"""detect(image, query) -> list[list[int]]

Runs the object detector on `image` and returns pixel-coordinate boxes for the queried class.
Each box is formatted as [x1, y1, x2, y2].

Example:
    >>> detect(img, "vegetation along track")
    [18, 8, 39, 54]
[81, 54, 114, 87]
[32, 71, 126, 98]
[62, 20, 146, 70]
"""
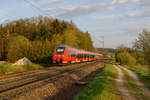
[0, 61, 100, 99]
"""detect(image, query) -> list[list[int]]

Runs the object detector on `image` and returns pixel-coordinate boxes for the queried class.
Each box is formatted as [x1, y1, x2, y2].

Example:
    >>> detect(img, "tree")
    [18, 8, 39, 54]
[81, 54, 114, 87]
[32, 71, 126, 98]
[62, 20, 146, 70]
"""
[0, 16, 96, 63]
[0, 38, 4, 60]
[62, 29, 78, 47]
[117, 45, 130, 53]
[134, 29, 150, 65]
[7, 36, 30, 62]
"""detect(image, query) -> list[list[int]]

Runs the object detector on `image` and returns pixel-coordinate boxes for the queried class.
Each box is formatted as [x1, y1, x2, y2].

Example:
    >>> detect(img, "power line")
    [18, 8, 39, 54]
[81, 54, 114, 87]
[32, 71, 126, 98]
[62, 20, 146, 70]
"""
[93, 35, 105, 52]
[23, 0, 51, 17]
[23, 0, 42, 11]
[101, 36, 104, 52]
[0, 9, 15, 19]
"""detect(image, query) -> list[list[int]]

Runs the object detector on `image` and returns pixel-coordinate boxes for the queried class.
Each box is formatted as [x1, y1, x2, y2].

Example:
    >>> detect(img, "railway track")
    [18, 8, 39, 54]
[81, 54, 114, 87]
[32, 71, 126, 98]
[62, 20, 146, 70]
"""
[0, 63, 81, 81]
[0, 61, 100, 99]
[0, 62, 88, 84]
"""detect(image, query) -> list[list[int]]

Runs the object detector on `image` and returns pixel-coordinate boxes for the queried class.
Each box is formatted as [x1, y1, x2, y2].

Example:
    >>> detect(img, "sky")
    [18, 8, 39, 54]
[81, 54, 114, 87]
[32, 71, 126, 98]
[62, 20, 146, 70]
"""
[0, 0, 150, 48]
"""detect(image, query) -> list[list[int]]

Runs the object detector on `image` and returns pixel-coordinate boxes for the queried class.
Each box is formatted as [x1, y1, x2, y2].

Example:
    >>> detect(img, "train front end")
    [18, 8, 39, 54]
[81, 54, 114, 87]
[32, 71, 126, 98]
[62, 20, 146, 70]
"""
[53, 46, 67, 64]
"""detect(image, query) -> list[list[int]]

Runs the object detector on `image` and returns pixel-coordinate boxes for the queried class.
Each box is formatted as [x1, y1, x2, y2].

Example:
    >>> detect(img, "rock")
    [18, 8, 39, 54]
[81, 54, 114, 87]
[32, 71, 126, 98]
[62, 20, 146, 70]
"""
[74, 81, 88, 85]
[13, 57, 32, 65]
[0, 61, 6, 64]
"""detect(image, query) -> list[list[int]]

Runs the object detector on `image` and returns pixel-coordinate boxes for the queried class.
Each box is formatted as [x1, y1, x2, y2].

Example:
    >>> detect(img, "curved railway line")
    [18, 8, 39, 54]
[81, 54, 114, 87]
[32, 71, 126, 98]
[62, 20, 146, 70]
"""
[0, 61, 101, 100]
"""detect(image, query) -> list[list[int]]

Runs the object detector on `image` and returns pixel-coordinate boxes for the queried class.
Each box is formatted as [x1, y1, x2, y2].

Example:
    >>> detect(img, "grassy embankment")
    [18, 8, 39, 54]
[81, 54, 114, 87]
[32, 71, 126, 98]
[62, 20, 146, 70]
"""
[124, 65, 150, 89]
[74, 64, 122, 100]
[0, 63, 44, 74]
[122, 66, 150, 100]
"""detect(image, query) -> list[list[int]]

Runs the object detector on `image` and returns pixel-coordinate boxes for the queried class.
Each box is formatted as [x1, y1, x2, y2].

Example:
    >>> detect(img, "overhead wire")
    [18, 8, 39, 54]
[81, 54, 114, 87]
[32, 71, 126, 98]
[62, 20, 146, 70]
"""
[23, 0, 51, 17]
[0, 9, 15, 19]
[23, 0, 42, 11]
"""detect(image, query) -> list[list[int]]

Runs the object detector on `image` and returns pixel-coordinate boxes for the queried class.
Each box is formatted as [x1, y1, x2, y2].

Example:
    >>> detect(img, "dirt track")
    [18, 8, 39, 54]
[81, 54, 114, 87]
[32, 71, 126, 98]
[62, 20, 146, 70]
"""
[114, 66, 136, 100]
[115, 65, 150, 100]
[120, 66, 150, 96]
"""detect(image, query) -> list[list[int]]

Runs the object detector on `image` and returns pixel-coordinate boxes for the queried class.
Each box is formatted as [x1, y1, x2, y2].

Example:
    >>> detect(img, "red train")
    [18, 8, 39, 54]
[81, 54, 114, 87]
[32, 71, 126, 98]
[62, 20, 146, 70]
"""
[53, 45, 103, 64]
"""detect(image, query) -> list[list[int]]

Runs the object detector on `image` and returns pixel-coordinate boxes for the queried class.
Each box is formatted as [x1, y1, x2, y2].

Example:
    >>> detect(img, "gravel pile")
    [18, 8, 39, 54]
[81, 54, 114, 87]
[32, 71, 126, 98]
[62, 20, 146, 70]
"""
[13, 57, 32, 65]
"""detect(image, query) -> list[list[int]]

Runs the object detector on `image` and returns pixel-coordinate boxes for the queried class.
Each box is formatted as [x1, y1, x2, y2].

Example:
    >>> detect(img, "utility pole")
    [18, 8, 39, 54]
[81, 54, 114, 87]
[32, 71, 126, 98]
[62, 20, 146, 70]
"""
[100, 36, 104, 52]
[93, 35, 104, 53]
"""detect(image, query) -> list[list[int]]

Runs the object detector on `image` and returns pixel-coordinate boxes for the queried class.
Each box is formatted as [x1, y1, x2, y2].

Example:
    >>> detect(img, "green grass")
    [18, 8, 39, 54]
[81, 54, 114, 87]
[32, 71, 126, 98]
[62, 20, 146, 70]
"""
[74, 64, 122, 100]
[0, 63, 44, 74]
[122, 67, 150, 100]
[124, 65, 150, 89]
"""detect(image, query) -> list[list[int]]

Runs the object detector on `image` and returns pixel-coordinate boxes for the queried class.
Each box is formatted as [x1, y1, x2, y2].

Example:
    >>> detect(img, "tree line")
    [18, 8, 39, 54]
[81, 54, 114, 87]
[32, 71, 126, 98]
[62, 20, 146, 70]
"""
[0, 16, 95, 63]
[116, 29, 150, 67]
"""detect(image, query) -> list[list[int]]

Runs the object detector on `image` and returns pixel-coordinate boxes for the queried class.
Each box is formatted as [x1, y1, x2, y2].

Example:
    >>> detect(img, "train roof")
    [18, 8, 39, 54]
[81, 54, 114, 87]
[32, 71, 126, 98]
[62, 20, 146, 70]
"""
[56, 45, 103, 56]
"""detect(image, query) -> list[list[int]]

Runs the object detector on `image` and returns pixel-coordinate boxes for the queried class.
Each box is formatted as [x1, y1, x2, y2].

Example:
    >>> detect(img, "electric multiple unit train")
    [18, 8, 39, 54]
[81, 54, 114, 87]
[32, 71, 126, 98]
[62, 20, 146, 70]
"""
[53, 45, 103, 64]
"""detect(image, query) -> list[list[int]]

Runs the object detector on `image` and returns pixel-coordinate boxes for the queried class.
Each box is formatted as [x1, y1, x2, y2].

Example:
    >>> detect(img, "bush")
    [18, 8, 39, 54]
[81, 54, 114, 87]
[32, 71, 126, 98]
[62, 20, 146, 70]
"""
[7, 36, 53, 63]
[0, 63, 44, 74]
[29, 40, 53, 63]
[137, 57, 147, 65]
[117, 52, 136, 65]
[0, 63, 26, 74]
[7, 36, 30, 62]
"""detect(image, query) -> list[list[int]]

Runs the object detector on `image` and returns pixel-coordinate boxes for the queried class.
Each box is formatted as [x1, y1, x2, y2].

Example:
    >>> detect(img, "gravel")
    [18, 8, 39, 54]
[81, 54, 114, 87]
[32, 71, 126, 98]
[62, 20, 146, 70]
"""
[11, 62, 104, 100]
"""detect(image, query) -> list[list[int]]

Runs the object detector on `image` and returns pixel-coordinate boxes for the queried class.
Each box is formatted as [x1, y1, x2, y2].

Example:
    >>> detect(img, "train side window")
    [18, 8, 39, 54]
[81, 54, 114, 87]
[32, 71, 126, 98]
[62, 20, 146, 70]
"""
[71, 51, 76, 57]
[68, 50, 72, 56]
[68, 50, 76, 57]
[77, 54, 81, 58]
[68, 51, 69, 56]
[82, 54, 84, 58]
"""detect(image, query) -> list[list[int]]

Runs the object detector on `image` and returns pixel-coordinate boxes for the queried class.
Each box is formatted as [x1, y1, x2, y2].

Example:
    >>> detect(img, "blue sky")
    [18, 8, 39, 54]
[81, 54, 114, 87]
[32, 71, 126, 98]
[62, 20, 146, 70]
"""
[0, 0, 150, 48]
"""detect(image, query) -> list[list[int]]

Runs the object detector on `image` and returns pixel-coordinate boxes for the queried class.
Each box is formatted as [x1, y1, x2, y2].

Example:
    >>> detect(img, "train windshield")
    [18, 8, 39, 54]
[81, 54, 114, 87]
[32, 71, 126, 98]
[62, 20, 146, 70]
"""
[56, 47, 65, 54]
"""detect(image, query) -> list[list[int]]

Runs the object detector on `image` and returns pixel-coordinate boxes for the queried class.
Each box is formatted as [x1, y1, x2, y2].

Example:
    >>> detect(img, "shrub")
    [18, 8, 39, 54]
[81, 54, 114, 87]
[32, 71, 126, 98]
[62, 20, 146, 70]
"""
[7, 36, 53, 63]
[0, 63, 44, 74]
[117, 52, 136, 66]
[137, 57, 147, 65]
[7, 36, 30, 62]
[0, 63, 26, 74]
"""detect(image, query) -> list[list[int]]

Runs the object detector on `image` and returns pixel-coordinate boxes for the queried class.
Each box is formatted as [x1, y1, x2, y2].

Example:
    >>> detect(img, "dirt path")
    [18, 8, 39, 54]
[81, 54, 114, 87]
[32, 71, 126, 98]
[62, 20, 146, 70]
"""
[120, 66, 150, 96]
[114, 65, 137, 100]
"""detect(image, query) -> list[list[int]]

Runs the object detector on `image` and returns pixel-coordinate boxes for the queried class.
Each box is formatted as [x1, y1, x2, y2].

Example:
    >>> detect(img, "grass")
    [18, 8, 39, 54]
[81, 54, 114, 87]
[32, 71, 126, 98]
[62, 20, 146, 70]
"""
[0, 63, 44, 74]
[74, 64, 122, 100]
[122, 67, 150, 100]
[124, 65, 150, 89]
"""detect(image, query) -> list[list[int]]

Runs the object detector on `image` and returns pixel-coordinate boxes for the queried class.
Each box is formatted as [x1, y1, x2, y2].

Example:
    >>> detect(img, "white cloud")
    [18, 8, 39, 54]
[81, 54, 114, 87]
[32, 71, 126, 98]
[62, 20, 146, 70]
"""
[112, 0, 118, 4]
[42, 0, 65, 6]
[131, 0, 140, 3]
[59, 5, 77, 11]
[111, 0, 140, 4]
[43, 5, 76, 15]
[111, 0, 128, 4]
[126, 13, 139, 17]
[95, 15, 116, 21]
[119, 0, 128, 4]
[57, 3, 116, 18]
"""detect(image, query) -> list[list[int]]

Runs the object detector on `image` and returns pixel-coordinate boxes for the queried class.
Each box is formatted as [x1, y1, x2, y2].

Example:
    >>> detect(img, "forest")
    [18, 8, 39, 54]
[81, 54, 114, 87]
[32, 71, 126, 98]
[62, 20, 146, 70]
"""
[0, 16, 95, 63]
